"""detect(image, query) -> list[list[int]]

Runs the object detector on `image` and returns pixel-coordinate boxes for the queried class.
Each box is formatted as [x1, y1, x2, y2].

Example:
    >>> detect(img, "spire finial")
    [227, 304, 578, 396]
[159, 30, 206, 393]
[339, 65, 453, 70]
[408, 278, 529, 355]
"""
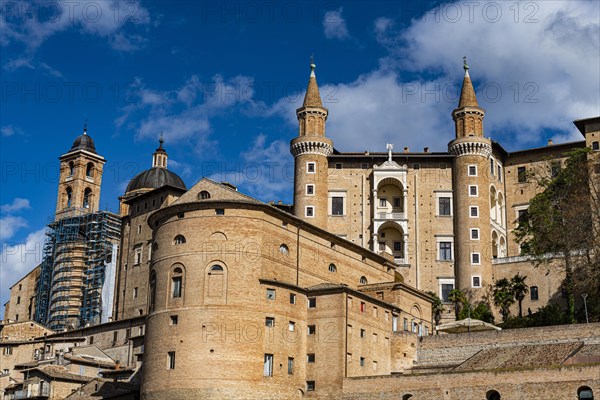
[310, 54, 316, 77]
[463, 56, 470, 77]
[83, 119, 88, 135]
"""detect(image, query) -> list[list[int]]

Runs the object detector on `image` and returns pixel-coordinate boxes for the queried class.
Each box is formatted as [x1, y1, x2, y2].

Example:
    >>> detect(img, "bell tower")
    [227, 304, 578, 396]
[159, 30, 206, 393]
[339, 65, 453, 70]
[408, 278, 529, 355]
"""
[55, 124, 106, 221]
[449, 59, 493, 299]
[290, 60, 333, 229]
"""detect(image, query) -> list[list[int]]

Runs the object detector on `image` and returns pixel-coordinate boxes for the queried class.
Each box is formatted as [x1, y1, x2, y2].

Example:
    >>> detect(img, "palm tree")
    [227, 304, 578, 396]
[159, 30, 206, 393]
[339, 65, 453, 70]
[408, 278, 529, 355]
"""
[511, 274, 529, 317]
[427, 291, 444, 332]
[448, 289, 466, 320]
[493, 278, 515, 321]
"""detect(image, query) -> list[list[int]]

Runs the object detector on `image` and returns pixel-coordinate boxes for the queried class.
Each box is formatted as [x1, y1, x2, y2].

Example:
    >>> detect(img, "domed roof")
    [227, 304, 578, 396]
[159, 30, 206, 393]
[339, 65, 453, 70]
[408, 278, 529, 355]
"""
[126, 167, 186, 193]
[70, 133, 97, 153]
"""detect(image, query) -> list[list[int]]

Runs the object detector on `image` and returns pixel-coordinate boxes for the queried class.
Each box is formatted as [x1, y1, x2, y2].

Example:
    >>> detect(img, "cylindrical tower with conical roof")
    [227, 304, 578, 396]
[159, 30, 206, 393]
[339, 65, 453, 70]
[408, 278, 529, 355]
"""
[291, 61, 333, 230]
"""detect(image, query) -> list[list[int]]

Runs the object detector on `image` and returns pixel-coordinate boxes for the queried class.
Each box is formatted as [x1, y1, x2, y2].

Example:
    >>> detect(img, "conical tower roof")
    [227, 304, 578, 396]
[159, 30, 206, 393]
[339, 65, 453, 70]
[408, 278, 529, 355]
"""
[302, 61, 323, 108]
[458, 58, 479, 108]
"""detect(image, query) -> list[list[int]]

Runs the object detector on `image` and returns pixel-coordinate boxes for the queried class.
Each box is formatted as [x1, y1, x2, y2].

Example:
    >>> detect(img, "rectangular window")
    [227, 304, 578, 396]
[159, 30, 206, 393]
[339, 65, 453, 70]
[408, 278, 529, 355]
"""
[438, 197, 451, 216]
[517, 166, 527, 183]
[306, 381, 315, 391]
[413, 163, 420, 170]
[378, 241, 386, 251]
[307, 162, 316, 173]
[170, 315, 178, 325]
[379, 197, 387, 207]
[288, 321, 295, 332]
[470, 206, 479, 217]
[335, 163, 342, 169]
[592, 141, 600, 150]
[469, 185, 478, 196]
[470, 229, 479, 240]
[393, 241, 402, 252]
[266, 288, 276, 300]
[264, 354, 273, 377]
[172, 277, 182, 298]
[360, 329, 366, 338]
[490, 159, 494, 175]
[373, 306, 378, 317]
[360, 357, 365, 367]
[168, 351, 176, 370]
[288, 357, 294, 375]
[265, 317, 275, 327]
[403, 318, 408, 331]
[361, 163, 368, 169]
[393, 197, 402, 208]
[530, 286, 539, 300]
[498, 165, 502, 180]
[306, 185, 314, 195]
[439, 242, 452, 261]
[472, 276, 481, 288]
[16, 296, 20, 304]
[305, 206, 314, 218]
[373, 361, 378, 371]
[133, 287, 138, 299]
[360, 302, 365, 313]
[215, 208, 225, 215]
[471, 253, 481, 264]
[307, 353, 315, 363]
[289, 293, 296, 304]
[308, 298, 316, 308]
[392, 315, 398, 331]
[307, 325, 316, 335]
[331, 197, 344, 215]
[441, 283, 454, 302]
[4, 347, 13, 355]
[468, 165, 477, 176]
[372, 333, 378, 342]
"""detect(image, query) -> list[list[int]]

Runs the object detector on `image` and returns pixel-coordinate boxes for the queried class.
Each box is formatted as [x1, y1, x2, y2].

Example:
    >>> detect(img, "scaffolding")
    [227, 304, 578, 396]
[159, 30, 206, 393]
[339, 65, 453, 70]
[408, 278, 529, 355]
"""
[34, 210, 121, 331]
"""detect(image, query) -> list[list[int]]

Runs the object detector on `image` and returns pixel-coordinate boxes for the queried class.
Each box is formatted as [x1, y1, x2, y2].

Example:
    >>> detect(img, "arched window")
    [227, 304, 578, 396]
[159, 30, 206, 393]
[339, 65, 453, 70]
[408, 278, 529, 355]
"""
[205, 263, 227, 305]
[66, 187, 72, 208]
[360, 276, 368, 285]
[149, 271, 156, 312]
[86, 162, 94, 177]
[199, 191, 211, 199]
[328, 263, 337, 273]
[174, 235, 186, 245]
[578, 386, 594, 399]
[210, 265, 224, 272]
[486, 390, 501, 400]
[83, 188, 91, 208]
[171, 267, 183, 299]
[68, 162, 74, 177]
[402, 395, 413, 400]
[279, 244, 289, 255]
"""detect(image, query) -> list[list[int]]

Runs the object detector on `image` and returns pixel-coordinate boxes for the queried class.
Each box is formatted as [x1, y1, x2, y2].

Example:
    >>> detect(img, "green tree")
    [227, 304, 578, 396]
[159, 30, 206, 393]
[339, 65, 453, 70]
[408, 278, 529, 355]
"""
[448, 289, 466, 320]
[493, 278, 515, 322]
[514, 148, 597, 323]
[458, 301, 495, 324]
[511, 273, 529, 318]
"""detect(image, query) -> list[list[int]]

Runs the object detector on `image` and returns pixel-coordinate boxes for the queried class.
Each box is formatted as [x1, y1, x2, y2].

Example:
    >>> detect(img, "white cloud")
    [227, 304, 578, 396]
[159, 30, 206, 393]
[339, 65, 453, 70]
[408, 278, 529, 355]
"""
[1, 125, 18, 137]
[1, 198, 31, 213]
[0, 216, 29, 241]
[323, 8, 350, 40]
[0, 228, 45, 312]
[1, 0, 152, 70]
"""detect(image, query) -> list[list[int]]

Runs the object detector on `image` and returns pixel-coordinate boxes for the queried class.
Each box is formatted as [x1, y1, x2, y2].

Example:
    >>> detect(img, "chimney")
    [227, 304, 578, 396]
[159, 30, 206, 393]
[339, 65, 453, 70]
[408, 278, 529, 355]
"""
[403, 147, 409, 153]
[547, 139, 553, 146]
[424, 147, 430, 153]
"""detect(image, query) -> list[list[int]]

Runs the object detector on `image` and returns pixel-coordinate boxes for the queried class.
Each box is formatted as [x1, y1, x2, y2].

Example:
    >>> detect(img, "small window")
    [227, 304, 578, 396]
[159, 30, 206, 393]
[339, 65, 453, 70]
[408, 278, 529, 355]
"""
[518, 209, 529, 224]
[470, 206, 479, 217]
[360, 276, 368, 285]
[468, 165, 477, 176]
[439, 242, 452, 260]
[470, 229, 479, 240]
[279, 244, 289, 255]
[472, 276, 481, 288]
[289, 293, 296, 304]
[170, 315, 178, 325]
[86, 162, 94, 177]
[360, 329, 366, 338]
[215, 209, 225, 215]
[530, 286, 539, 301]
[517, 166, 527, 183]
[308, 298, 316, 308]
[360, 302, 365, 313]
[288, 321, 295, 332]
[379, 197, 387, 207]
[68, 161, 74, 176]
[306, 381, 315, 391]
[469, 185, 478, 196]
[264, 354, 273, 377]
[199, 191, 211, 199]
[328, 263, 337, 273]
[378, 241, 386, 251]
[331, 196, 344, 215]
[307, 325, 316, 335]
[266, 289, 276, 300]
[307, 162, 316, 173]
[360, 357, 365, 367]
[498, 165, 502, 180]
[16, 296, 20, 304]
[210, 265, 223, 272]
[306, 185, 314, 195]
[133, 287, 138, 299]
[471, 253, 480, 264]
[307, 353, 315, 363]
[168, 351, 176, 370]
[490, 159, 494, 175]
[590, 141, 599, 150]
[174, 235, 186, 245]
[305, 206, 314, 218]
[393, 197, 402, 208]
[177, 212, 184, 219]
[413, 163, 420, 170]
[288, 357, 294, 375]
[361, 163, 368, 169]
[171, 276, 182, 298]
[335, 163, 342, 169]
[265, 317, 275, 327]
[439, 197, 451, 216]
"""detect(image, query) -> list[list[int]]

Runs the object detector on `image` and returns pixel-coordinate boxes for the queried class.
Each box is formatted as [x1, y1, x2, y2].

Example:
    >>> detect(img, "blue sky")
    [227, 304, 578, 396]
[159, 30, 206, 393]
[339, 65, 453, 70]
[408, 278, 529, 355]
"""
[1, 0, 599, 313]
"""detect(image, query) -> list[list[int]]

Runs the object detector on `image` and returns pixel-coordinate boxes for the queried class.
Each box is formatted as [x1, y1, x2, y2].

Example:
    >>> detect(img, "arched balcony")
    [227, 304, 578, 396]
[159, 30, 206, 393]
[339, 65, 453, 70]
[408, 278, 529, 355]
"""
[376, 221, 407, 264]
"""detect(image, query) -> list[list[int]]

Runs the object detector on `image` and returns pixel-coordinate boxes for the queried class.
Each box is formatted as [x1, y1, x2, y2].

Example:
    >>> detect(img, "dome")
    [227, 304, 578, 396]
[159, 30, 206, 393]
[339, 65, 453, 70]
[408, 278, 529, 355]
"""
[70, 133, 97, 153]
[126, 167, 186, 193]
